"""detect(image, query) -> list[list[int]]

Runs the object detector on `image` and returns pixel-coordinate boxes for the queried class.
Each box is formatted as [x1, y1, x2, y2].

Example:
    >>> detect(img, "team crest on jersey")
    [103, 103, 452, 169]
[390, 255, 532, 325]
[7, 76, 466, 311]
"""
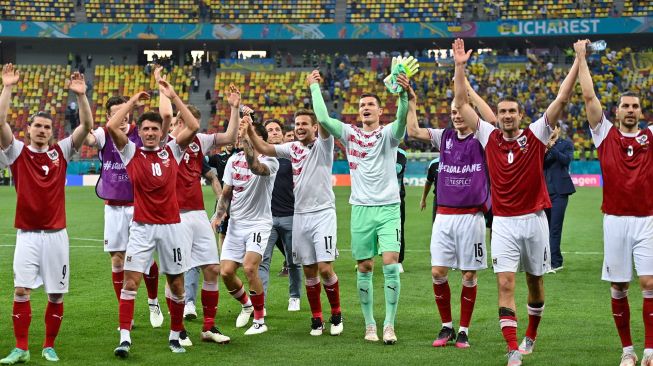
[189, 142, 200, 153]
[445, 138, 453, 151]
[636, 135, 649, 146]
[157, 150, 169, 160]
[47, 149, 59, 161]
[517, 135, 528, 151]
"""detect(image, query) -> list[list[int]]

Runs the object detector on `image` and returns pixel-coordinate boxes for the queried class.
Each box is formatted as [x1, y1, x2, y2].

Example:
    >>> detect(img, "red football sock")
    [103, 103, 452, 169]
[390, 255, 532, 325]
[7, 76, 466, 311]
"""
[111, 271, 124, 302]
[305, 278, 323, 320]
[250, 292, 265, 321]
[167, 296, 185, 332]
[13, 300, 31, 350]
[612, 291, 632, 348]
[500, 314, 519, 351]
[525, 304, 544, 340]
[323, 276, 341, 316]
[229, 286, 251, 306]
[201, 289, 219, 332]
[144, 262, 159, 300]
[459, 282, 477, 328]
[43, 301, 63, 348]
[119, 290, 136, 331]
[643, 294, 653, 348]
[433, 279, 452, 324]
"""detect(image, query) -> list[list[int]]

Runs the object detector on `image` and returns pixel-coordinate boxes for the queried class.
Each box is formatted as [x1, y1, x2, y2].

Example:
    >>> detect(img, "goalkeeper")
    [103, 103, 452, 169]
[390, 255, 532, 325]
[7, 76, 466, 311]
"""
[306, 56, 416, 345]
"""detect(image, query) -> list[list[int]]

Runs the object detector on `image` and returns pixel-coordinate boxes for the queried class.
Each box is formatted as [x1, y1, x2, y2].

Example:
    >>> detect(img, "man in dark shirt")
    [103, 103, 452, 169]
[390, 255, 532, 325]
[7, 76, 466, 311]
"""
[421, 157, 439, 223]
[257, 119, 302, 311]
[396, 147, 407, 273]
[207, 143, 239, 241]
[543, 127, 575, 273]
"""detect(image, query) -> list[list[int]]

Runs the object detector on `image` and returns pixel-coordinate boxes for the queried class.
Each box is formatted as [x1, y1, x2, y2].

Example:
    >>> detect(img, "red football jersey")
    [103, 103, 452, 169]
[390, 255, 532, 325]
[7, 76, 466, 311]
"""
[7, 139, 71, 230]
[176, 134, 214, 211]
[478, 118, 552, 217]
[593, 118, 653, 216]
[123, 142, 182, 224]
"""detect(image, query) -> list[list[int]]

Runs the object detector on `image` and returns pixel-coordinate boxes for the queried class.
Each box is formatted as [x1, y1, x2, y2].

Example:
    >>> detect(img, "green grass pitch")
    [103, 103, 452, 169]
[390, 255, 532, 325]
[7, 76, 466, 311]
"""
[0, 186, 639, 365]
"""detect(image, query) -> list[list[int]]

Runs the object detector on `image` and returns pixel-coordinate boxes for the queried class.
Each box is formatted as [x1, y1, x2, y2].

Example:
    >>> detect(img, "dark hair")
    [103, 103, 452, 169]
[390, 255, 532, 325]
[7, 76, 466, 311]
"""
[28, 111, 53, 125]
[105, 96, 129, 114]
[619, 91, 641, 105]
[294, 108, 317, 125]
[283, 125, 294, 134]
[263, 118, 282, 130]
[497, 96, 523, 113]
[254, 122, 268, 141]
[359, 93, 381, 107]
[137, 111, 163, 126]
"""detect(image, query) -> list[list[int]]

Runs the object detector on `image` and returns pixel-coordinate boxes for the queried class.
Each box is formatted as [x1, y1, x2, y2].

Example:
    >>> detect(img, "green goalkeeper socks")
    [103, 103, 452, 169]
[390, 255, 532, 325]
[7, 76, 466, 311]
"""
[356, 271, 375, 326]
[383, 264, 401, 327]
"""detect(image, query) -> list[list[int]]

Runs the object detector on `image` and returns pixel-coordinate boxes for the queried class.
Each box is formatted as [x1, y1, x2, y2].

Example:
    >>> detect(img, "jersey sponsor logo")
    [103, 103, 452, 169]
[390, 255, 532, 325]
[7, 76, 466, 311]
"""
[439, 163, 483, 174]
[444, 176, 472, 187]
[348, 161, 358, 170]
[293, 167, 303, 176]
[103, 161, 126, 171]
[157, 150, 170, 160]
[188, 142, 200, 153]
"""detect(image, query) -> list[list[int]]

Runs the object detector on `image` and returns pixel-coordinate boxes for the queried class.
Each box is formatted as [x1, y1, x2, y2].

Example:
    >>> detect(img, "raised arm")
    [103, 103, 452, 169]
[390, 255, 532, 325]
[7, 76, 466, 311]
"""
[240, 117, 271, 176]
[107, 92, 149, 151]
[307, 70, 344, 139]
[69, 72, 94, 150]
[575, 39, 604, 128]
[214, 84, 240, 146]
[245, 117, 277, 157]
[452, 38, 479, 132]
[466, 79, 497, 124]
[159, 79, 199, 148]
[391, 74, 410, 140]
[406, 86, 431, 143]
[0, 64, 19, 149]
[545, 57, 579, 128]
[155, 66, 173, 137]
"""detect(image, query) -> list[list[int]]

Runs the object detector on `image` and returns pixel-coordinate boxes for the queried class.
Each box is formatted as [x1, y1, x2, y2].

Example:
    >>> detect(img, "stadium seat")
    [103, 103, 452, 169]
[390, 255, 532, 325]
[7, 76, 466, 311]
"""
[0, 0, 75, 22]
[207, 0, 335, 24]
[84, 0, 198, 23]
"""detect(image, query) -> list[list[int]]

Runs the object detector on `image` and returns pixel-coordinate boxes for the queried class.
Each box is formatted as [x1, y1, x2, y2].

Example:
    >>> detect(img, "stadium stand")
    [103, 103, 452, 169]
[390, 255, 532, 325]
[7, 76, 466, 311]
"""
[92, 64, 192, 122]
[211, 70, 309, 129]
[3, 64, 70, 141]
[84, 0, 199, 23]
[347, 1, 464, 23]
[208, 0, 336, 24]
[622, 0, 653, 16]
[484, 0, 613, 20]
[0, 0, 75, 22]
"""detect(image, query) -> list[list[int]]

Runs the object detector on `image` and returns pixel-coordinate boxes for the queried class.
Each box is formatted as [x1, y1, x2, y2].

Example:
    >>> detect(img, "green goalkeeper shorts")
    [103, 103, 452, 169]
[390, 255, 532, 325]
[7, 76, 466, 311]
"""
[350, 204, 401, 260]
